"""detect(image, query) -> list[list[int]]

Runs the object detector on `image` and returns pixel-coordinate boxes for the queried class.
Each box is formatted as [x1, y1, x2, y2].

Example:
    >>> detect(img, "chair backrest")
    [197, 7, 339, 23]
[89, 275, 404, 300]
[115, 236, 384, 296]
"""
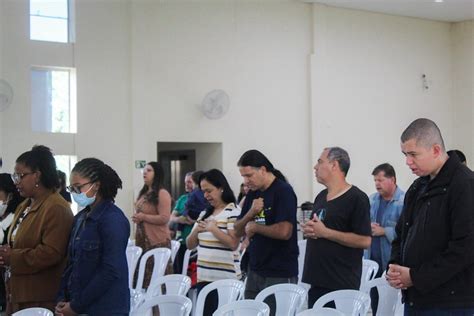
[361, 277, 400, 316]
[297, 240, 307, 283]
[135, 247, 171, 291]
[171, 240, 180, 263]
[360, 259, 379, 290]
[181, 248, 195, 275]
[296, 308, 345, 316]
[12, 308, 53, 316]
[146, 274, 192, 299]
[132, 294, 192, 316]
[255, 283, 307, 316]
[213, 299, 270, 316]
[313, 289, 370, 316]
[195, 279, 245, 316]
[126, 245, 143, 287]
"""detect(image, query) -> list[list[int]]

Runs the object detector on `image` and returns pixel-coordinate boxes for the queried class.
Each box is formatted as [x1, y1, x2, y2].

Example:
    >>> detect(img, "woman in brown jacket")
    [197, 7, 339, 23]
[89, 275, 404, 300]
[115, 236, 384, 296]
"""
[0, 145, 73, 314]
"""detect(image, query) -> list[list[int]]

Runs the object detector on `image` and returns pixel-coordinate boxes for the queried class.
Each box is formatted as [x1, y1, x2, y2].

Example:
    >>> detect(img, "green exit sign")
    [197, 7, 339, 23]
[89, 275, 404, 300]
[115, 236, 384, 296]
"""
[135, 160, 146, 169]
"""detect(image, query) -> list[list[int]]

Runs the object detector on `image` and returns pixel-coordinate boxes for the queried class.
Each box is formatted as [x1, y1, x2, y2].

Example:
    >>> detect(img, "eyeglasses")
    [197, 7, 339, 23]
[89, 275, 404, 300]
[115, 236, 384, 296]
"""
[11, 172, 35, 184]
[66, 182, 93, 194]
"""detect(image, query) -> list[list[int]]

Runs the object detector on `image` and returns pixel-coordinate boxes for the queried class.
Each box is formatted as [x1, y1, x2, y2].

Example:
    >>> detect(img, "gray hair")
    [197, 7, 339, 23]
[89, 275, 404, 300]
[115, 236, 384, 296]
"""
[325, 147, 351, 176]
[401, 118, 445, 151]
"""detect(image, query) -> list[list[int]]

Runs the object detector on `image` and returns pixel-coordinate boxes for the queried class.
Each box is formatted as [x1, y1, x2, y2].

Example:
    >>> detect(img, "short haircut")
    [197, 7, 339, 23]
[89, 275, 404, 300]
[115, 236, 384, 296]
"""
[192, 170, 204, 185]
[325, 147, 350, 176]
[447, 150, 466, 164]
[372, 163, 396, 181]
[401, 118, 445, 151]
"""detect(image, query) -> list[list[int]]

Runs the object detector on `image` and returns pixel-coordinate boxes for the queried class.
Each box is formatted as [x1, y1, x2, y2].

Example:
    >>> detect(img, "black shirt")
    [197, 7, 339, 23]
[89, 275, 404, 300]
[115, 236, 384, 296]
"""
[238, 178, 298, 278]
[302, 186, 371, 290]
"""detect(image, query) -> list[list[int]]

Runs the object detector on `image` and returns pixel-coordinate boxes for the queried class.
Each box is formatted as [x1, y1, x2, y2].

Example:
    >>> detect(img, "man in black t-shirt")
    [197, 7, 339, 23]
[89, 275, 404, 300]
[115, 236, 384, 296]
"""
[234, 150, 298, 315]
[302, 147, 371, 307]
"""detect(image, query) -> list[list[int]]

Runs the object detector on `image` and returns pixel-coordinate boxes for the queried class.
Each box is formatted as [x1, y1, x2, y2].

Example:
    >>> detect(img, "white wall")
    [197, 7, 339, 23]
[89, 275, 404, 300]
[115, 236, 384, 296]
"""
[451, 20, 473, 168]
[0, 0, 4, 170]
[130, 0, 314, 202]
[310, 4, 454, 195]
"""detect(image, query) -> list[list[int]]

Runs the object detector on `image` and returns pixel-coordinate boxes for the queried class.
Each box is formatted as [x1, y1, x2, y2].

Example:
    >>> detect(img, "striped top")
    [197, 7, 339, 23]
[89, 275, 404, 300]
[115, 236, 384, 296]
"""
[195, 203, 242, 282]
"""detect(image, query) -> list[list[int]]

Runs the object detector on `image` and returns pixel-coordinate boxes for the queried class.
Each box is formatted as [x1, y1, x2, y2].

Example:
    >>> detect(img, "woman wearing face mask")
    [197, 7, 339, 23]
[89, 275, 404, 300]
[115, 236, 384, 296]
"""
[132, 162, 173, 290]
[0, 145, 74, 314]
[0, 173, 25, 312]
[55, 158, 130, 316]
[186, 169, 242, 316]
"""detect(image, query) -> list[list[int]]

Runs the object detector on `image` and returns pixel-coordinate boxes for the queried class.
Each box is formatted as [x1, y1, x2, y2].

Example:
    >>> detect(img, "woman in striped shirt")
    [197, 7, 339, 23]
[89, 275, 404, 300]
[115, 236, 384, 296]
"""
[186, 169, 241, 316]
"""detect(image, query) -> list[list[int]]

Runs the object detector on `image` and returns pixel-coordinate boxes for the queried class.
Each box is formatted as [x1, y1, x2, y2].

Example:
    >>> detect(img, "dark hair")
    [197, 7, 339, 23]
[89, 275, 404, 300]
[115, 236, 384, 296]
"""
[192, 171, 204, 185]
[198, 169, 236, 220]
[138, 162, 164, 205]
[16, 145, 59, 190]
[401, 118, 445, 151]
[237, 149, 287, 182]
[0, 173, 25, 215]
[325, 147, 351, 176]
[72, 158, 122, 201]
[57, 170, 67, 190]
[372, 163, 396, 181]
[447, 150, 466, 164]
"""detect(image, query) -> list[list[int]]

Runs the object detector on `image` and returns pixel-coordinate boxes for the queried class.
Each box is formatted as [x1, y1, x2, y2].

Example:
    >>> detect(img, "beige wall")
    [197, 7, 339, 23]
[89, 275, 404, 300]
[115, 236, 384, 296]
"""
[451, 20, 474, 168]
[0, 0, 472, 218]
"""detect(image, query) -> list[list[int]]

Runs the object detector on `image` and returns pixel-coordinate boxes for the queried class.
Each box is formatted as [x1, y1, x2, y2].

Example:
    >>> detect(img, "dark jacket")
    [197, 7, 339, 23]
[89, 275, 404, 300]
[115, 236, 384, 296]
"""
[390, 155, 474, 308]
[57, 200, 130, 315]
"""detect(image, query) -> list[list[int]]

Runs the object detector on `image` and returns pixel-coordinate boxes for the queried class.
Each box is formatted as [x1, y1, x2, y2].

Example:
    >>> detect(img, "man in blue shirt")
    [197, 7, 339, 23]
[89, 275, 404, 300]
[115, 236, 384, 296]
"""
[234, 150, 298, 316]
[366, 163, 404, 315]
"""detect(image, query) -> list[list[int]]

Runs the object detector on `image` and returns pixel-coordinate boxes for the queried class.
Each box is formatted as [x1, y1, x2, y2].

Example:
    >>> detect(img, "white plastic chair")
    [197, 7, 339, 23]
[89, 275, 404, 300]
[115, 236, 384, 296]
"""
[360, 259, 379, 290]
[297, 239, 311, 310]
[361, 277, 400, 316]
[182, 248, 196, 275]
[255, 283, 307, 316]
[213, 299, 270, 316]
[12, 308, 53, 316]
[313, 289, 370, 316]
[126, 245, 143, 287]
[171, 240, 180, 263]
[146, 274, 192, 299]
[132, 294, 192, 316]
[296, 308, 345, 316]
[195, 279, 245, 316]
[134, 247, 171, 292]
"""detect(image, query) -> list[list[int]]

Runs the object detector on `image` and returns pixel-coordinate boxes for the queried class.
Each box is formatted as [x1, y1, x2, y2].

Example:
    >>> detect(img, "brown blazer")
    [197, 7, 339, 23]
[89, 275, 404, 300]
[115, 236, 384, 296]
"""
[7, 191, 74, 304]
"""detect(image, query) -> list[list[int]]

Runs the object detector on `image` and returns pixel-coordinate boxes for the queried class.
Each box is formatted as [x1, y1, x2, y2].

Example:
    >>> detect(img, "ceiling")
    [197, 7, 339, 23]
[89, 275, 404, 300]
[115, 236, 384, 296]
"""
[302, 0, 474, 22]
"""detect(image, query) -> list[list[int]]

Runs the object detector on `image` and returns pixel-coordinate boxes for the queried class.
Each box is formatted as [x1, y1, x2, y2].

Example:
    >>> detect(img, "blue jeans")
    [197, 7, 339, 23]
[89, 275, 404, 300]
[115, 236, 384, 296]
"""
[404, 305, 474, 316]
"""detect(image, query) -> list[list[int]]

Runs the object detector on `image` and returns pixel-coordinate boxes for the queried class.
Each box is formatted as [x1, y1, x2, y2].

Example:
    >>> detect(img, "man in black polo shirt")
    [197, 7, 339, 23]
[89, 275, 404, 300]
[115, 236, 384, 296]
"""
[302, 147, 371, 307]
[234, 149, 298, 315]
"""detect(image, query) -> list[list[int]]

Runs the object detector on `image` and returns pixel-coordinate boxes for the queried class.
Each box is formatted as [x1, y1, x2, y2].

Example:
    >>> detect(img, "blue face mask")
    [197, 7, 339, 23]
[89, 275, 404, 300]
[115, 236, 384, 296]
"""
[71, 184, 96, 208]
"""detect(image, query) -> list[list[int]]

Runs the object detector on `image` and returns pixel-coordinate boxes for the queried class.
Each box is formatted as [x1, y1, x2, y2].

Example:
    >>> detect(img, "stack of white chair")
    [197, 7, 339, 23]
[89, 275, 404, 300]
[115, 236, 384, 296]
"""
[193, 279, 245, 316]
[213, 300, 270, 316]
[12, 308, 53, 316]
[362, 277, 400, 316]
[313, 289, 371, 316]
[255, 283, 307, 316]
[360, 259, 379, 291]
[296, 308, 345, 316]
[132, 294, 192, 316]
[130, 247, 171, 313]
[171, 240, 180, 263]
[126, 245, 143, 288]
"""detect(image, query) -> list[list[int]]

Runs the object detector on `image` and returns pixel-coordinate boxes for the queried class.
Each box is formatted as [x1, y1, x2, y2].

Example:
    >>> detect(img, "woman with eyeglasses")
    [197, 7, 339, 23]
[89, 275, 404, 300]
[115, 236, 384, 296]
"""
[132, 162, 173, 291]
[0, 145, 74, 314]
[55, 158, 130, 316]
[186, 169, 242, 316]
[0, 173, 25, 312]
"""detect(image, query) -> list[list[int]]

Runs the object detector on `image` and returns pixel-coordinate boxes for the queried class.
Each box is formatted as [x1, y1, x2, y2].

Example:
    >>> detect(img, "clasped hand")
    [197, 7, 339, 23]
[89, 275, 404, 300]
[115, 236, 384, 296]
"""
[196, 218, 218, 233]
[301, 214, 328, 239]
[386, 264, 413, 289]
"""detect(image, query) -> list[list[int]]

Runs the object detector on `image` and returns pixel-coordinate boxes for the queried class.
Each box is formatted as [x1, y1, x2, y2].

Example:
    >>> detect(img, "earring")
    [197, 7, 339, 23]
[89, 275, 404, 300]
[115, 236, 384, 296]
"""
[35, 183, 39, 188]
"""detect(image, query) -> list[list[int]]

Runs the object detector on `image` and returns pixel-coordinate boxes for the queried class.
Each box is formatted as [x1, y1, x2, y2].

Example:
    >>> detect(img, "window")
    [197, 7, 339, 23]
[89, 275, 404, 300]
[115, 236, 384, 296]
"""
[30, 0, 70, 43]
[55, 154, 78, 213]
[31, 67, 77, 133]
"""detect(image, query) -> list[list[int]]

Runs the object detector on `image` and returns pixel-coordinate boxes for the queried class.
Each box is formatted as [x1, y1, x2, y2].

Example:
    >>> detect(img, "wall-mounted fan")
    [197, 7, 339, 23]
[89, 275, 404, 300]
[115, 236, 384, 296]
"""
[0, 79, 13, 112]
[200, 89, 230, 120]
